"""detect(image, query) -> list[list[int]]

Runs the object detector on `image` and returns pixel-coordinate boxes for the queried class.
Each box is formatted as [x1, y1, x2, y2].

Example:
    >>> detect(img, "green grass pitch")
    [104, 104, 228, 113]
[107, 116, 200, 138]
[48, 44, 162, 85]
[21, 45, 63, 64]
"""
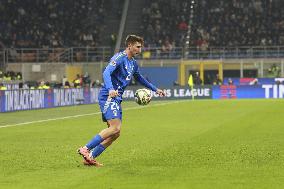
[0, 99, 284, 189]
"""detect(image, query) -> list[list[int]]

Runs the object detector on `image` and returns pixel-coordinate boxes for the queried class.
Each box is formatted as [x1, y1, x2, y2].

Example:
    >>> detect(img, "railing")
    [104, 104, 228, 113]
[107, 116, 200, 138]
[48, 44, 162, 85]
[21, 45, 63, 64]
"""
[5, 48, 64, 63]
[185, 46, 284, 59]
[4, 47, 112, 63]
[138, 47, 184, 59]
[2, 46, 284, 63]
[141, 46, 284, 59]
[69, 47, 112, 62]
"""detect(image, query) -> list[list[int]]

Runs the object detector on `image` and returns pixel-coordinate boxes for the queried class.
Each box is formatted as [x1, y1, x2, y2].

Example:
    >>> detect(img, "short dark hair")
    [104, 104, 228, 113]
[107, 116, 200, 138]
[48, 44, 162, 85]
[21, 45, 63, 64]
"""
[125, 35, 144, 47]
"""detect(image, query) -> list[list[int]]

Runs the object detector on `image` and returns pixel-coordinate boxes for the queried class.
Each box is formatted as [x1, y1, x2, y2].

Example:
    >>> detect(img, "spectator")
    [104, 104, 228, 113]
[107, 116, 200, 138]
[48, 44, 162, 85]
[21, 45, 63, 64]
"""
[73, 74, 81, 88]
[161, 38, 174, 56]
[62, 75, 68, 87]
[228, 78, 234, 85]
[0, 83, 7, 90]
[213, 74, 222, 85]
[194, 72, 202, 85]
[64, 81, 71, 88]
[38, 80, 50, 89]
[83, 72, 91, 87]
[92, 79, 102, 87]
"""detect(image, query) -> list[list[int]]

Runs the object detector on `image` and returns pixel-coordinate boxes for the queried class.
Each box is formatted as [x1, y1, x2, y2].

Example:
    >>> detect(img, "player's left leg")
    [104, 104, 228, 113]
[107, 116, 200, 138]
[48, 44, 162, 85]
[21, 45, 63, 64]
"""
[90, 132, 120, 159]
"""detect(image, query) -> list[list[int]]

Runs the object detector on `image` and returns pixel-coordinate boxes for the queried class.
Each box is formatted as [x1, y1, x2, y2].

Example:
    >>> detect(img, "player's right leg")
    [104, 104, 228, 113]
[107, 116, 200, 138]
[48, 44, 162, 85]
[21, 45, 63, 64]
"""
[100, 132, 120, 148]
[78, 120, 121, 166]
[99, 119, 121, 139]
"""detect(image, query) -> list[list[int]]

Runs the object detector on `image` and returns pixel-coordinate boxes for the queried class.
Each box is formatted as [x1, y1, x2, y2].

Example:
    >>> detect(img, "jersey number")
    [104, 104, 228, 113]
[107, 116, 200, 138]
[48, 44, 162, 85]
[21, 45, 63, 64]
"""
[111, 102, 119, 117]
[110, 102, 120, 110]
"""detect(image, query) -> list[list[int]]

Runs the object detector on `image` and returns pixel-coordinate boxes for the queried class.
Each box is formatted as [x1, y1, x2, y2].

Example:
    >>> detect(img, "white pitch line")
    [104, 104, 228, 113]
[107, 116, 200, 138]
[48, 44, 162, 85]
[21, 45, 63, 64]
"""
[0, 100, 183, 129]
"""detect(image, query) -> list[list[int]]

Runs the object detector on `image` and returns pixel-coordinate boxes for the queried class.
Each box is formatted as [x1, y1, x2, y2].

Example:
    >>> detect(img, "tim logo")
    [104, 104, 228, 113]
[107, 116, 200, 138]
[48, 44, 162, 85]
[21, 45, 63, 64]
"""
[220, 85, 237, 99]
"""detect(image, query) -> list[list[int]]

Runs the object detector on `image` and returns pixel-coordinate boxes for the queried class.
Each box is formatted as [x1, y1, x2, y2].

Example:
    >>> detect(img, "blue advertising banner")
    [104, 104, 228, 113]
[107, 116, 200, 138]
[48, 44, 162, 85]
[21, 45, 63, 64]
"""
[0, 88, 100, 112]
[212, 84, 284, 99]
[122, 86, 213, 100]
[1, 84, 283, 112]
[0, 86, 212, 112]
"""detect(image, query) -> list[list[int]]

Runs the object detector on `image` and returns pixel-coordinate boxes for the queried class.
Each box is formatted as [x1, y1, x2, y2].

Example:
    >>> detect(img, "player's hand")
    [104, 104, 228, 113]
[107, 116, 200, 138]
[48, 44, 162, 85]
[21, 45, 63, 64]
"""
[156, 89, 165, 97]
[109, 90, 119, 98]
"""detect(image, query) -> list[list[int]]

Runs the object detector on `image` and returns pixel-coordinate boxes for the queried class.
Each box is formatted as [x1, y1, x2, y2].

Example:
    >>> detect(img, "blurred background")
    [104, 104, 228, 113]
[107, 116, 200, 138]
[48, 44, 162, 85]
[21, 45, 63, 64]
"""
[0, 0, 284, 89]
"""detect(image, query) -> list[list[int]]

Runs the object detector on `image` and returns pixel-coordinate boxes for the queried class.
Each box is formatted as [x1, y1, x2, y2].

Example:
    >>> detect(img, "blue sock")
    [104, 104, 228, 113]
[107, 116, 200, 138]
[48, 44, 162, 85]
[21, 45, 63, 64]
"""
[91, 144, 106, 158]
[86, 135, 103, 150]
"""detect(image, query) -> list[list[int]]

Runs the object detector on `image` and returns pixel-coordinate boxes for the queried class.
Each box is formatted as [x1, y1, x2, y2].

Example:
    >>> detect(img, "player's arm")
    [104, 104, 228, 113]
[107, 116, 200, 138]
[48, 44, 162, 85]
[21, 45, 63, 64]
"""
[103, 59, 121, 97]
[133, 67, 165, 97]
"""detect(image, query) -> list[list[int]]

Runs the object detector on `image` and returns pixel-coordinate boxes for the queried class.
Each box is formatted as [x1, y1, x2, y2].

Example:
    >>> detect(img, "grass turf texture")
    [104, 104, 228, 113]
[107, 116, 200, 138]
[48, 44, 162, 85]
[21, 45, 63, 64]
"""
[0, 99, 284, 189]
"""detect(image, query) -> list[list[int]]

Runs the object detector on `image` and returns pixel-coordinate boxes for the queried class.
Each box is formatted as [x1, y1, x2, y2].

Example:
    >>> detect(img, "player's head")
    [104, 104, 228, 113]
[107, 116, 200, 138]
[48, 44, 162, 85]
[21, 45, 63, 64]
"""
[125, 35, 144, 57]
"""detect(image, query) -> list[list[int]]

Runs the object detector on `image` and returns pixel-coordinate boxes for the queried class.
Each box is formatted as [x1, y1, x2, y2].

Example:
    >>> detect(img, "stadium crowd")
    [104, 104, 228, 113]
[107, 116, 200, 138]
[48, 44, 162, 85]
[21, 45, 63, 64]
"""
[1, 0, 284, 88]
[191, 0, 284, 49]
[0, 0, 106, 48]
[0, 70, 22, 81]
[140, 0, 284, 49]
[1, 0, 284, 49]
[141, 0, 191, 49]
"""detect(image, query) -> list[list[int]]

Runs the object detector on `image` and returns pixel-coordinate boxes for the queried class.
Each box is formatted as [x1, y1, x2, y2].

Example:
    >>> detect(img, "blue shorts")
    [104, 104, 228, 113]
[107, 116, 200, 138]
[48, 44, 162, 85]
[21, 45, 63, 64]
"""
[98, 95, 122, 122]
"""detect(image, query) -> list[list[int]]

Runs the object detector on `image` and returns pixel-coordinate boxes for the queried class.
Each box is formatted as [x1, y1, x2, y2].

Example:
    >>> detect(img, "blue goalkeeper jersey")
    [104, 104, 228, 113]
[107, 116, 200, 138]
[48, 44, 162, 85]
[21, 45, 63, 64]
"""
[100, 51, 157, 101]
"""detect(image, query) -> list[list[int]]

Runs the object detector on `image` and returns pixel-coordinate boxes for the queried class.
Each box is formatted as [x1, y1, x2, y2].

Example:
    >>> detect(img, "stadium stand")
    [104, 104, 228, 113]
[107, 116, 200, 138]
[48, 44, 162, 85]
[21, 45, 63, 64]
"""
[0, 0, 106, 48]
[1, 0, 284, 49]
[0, 0, 284, 86]
[140, 0, 192, 48]
[190, 0, 284, 47]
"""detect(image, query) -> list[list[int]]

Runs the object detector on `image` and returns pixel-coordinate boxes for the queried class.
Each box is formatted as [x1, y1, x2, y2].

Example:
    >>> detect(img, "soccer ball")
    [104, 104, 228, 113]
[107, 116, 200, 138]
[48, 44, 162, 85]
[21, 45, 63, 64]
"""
[134, 88, 152, 105]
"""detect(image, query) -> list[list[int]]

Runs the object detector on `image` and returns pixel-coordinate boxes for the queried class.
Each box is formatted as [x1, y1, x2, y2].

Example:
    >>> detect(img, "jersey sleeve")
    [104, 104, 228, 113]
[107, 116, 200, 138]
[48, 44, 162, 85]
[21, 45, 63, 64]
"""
[103, 57, 123, 90]
[133, 65, 157, 92]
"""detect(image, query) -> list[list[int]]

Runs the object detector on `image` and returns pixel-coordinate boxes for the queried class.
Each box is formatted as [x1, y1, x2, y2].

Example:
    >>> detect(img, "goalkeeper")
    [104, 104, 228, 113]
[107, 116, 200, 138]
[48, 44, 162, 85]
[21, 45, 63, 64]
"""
[78, 35, 165, 166]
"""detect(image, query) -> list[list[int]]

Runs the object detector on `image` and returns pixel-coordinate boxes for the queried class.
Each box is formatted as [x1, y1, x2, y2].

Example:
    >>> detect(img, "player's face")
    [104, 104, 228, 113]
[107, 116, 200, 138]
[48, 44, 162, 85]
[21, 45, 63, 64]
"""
[129, 42, 142, 57]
